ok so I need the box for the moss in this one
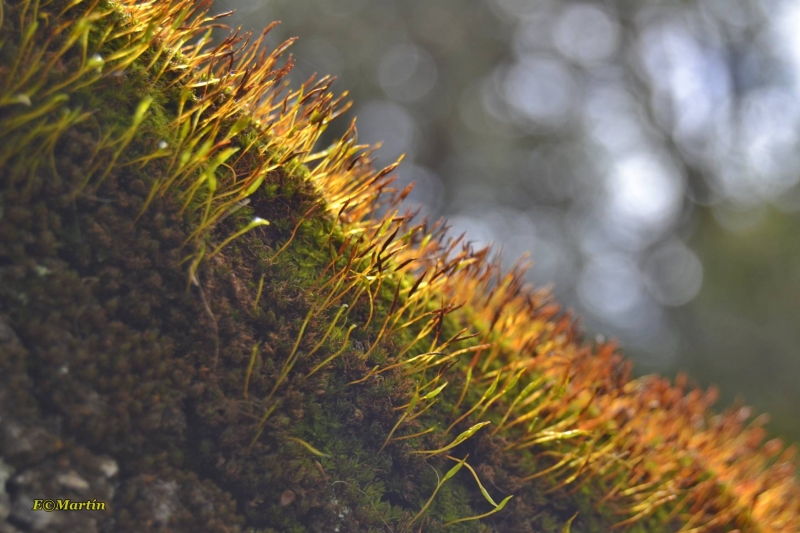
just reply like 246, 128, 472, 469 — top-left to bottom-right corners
1, 1, 798, 532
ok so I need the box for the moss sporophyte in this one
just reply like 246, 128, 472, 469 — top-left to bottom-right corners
0, 0, 798, 532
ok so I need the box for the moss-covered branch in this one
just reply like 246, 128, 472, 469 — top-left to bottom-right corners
1, 1, 798, 532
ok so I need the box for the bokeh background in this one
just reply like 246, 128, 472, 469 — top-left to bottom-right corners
210, 0, 800, 443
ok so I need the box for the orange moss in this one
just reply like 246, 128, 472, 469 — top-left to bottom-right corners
1, 0, 798, 531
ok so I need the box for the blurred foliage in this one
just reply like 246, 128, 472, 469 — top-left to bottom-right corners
211, 0, 800, 442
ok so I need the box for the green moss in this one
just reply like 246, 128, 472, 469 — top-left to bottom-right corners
2, 1, 789, 532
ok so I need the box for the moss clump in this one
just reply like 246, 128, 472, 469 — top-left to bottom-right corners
1, 1, 798, 532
